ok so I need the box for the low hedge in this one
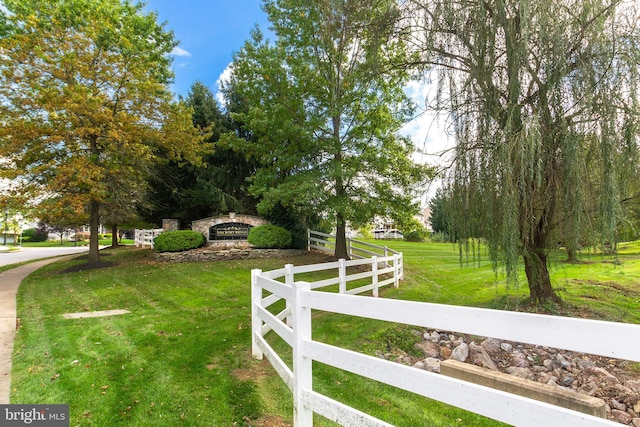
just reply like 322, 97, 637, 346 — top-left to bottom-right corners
247, 225, 292, 249
22, 228, 48, 242
404, 229, 428, 242
154, 230, 206, 252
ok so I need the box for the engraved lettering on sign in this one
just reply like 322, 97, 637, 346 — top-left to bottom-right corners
209, 223, 251, 241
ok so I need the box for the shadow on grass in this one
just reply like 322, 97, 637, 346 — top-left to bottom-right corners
58, 253, 117, 273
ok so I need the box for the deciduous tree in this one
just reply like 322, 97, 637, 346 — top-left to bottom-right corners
0, 0, 206, 263
227, 0, 431, 259
409, 0, 640, 303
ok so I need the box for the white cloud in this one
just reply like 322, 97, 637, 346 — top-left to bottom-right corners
170, 46, 192, 57
400, 78, 456, 204
215, 63, 234, 106
401, 78, 455, 168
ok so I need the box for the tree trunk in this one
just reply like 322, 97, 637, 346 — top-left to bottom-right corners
334, 213, 350, 260
523, 246, 561, 304
88, 199, 101, 264
566, 246, 578, 263
111, 224, 119, 248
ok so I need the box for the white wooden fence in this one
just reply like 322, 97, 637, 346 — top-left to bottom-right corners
134, 228, 163, 248
252, 259, 640, 426
307, 230, 404, 279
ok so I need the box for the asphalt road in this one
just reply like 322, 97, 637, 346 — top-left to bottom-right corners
0, 246, 90, 267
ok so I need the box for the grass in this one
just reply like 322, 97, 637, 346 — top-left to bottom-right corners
19, 239, 135, 247
9, 241, 640, 426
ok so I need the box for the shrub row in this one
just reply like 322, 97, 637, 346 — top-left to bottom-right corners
22, 228, 48, 242
248, 225, 292, 249
153, 225, 294, 252
154, 230, 206, 252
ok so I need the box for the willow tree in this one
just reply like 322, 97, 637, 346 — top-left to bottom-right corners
227, 0, 430, 259
409, 0, 640, 303
0, 0, 206, 264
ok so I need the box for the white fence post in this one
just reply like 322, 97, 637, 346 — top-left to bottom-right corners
251, 269, 264, 360
339, 258, 347, 294
285, 264, 294, 327
372, 256, 379, 297
347, 238, 352, 258
394, 254, 400, 288
293, 281, 313, 426
384, 246, 389, 268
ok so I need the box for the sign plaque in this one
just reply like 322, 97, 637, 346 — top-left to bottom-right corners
209, 223, 251, 241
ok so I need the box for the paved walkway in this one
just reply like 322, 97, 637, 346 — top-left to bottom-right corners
0, 257, 74, 403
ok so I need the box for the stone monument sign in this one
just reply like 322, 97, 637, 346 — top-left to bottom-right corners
162, 218, 179, 232
191, 213, 269, 248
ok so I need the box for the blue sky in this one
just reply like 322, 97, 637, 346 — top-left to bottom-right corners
143, 0, 451, 189
144, 0, 271, 98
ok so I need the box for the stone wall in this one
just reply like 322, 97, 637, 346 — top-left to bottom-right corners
154, 248, 307, 263
191, 213, 269, 247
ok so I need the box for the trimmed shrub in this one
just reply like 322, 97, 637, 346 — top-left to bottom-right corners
404, 229, 428, 242
248, 225, 292, 249
22, 228, 48, 242
154, 230, 206, 252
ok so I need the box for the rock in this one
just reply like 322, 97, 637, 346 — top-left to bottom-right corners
414, 357, 440, 373
407, 328, 640, 416
587, 366, 619, 383
506, 367, 533, 380
415, 340, 440, 358
481, 338, 501, 354
561, 376, 574, 387
612, 409, 633, 424
632, 418, 640, 427
397, 355, 412, 364
500, 342, 513, 352
536, 373, 554, 384
440, 347, 452, 359
577, 381, 598, 396
575, 358, 595, 370
451, 343, 469, 362
610, 399, 626, 412
556, 353, 567, 363
511, 352, 530, 368
469, 343, 498, 371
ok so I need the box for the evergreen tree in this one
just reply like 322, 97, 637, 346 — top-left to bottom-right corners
143, 81, 257, 226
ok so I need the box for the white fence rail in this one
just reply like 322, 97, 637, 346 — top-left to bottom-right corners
252, 268, 639, 426
307, 230, 403, 279
134, 228, 163, 248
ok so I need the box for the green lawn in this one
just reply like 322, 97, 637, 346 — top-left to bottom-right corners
19, 239, 135, 247
9, 242, 640, 426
